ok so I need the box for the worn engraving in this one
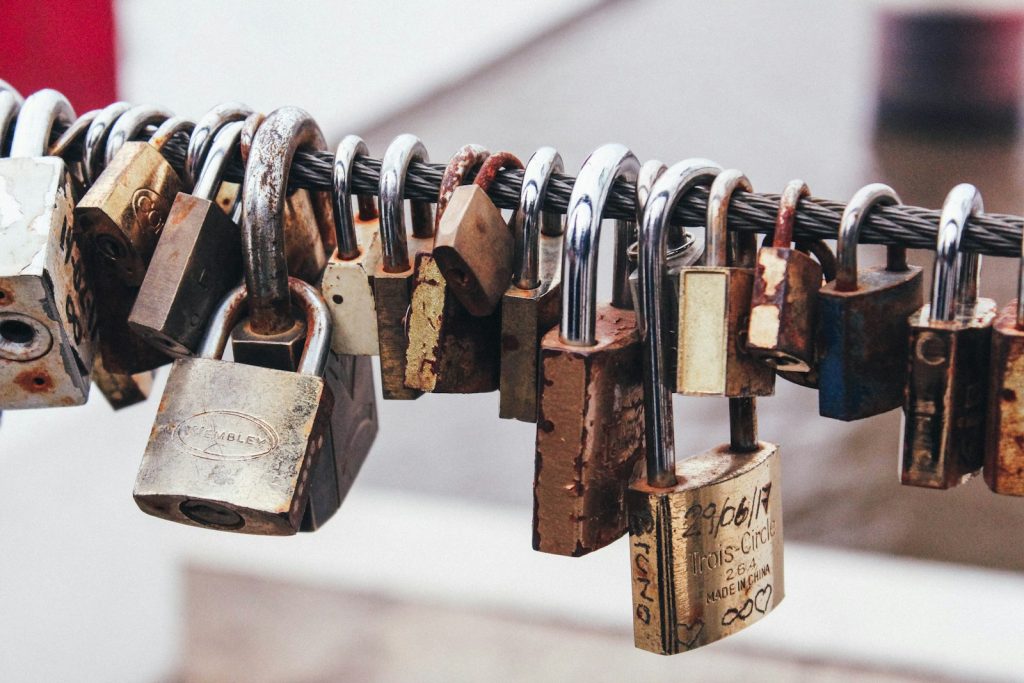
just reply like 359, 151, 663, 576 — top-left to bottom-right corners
174, 410, 279, 460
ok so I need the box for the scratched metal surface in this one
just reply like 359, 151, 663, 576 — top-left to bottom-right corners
350, 0, 1024, 571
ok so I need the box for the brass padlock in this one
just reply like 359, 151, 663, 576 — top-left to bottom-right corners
533, 144, 644, 557
231, 107, 333, 371
677, 169, 775, 398
629, 166, 784, 653
134, 278, 334, 535
75, 105, 186, 286
984, 248, 1024, 495
499, 147, 564, 422
372, 134, 435, 400
404, 146, 503, 393
433, 151, 522, 316
902, 183, 996, 489
0, 89, 97, 408
319, 135, 382, 356
129, 120, 245, 356
817, 184, 924, 420
747, 180, 822, 373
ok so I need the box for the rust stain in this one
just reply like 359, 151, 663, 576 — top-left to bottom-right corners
14, 368, 54, 393
0, 287, 13, 306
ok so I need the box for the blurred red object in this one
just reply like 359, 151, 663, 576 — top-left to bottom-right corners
0, 0, 117, 110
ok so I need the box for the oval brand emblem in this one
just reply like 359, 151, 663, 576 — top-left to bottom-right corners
174, 411, 279, 461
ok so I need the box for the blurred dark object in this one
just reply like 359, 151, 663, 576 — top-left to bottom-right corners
877, 10, 1024, 135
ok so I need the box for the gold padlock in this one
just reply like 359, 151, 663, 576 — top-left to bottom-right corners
677, 169, 775, 398
499, 147, 564, 422
629, 159, 783, 654
902, 183, 996, 489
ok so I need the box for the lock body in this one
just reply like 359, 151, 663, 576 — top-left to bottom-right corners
818, 265, 923, 420
91, 354, 153, 410
499, 231, 562, 422
0, 157, 96, 408
984, 302, 1024, 495
320, 217, 381, 356
129, 192, 242, 356
534, 305, 645, 556
901, 300, 996, 488
627, 441, 783, 655
89, 259, 172, 375
432, 184, 514, 317
677, 266, 774, 397
282, 188, 328, 284
134, 356, 334, 535
404, 252, 501, 393
747, 246, 822, 372
75, 142, 181, 286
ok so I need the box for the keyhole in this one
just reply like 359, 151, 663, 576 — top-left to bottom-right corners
0, 319, 35, 345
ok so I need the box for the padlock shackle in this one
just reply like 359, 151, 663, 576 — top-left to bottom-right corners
473, 151, 523, 193
706, 170, 753, 268
82, 101, 131, 184
9, 89, 75, 159
435, 144, 490, 228
242, 106, 329, 335
638, 158, 722, 487
185, 101, 253, 189
104, 104, 172, 165
149, 117, 195, 154
729, 397, 759, 453
198, 277, 331, 377
48, 109, 97, 158
0, 79, 23, 103
193, 120, 244, 209
931, 183, 983, 322
0, 92, 22, 159
560, 144, 641, 346
835, 184, 902, 292
332, 135, 378, 261
378, 134, 434, 272
772, 180, 809, 248
514, 147, 564, 289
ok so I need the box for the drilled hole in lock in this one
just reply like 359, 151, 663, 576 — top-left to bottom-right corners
95, 234, 128, 261
180, 500, 245, 529
32, 376, 46, 387
0, 319, 35, 346
332, 294, 343, 305
446, 267, 470, 288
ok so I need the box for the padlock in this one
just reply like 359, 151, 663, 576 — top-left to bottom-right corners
134, 277, 334, 535
90, 353, 153, 410
628, 163, 784, 653
901, 183, 996, 489
432, 151, 522, 316
75, 105, 187, 286
817, 184, 924, 420
533, 143, 644, 556
319, 135, 382, 356
499, 147, 564, 422
129, 120, 245, 356
747, 180, 822, 373
231, 107, 333, 371
0, 89, 97, 408
373, 134, 435, 400
677, 169, 776, 397
984, 249, 1024, 495
404, 146, 503, 393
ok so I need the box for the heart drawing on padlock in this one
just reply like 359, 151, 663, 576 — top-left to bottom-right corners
675, 620, 704, 650
721, 598, 755, 626
754, 584, 773, 614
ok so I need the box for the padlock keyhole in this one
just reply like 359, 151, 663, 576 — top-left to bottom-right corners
0, 319, 35, 345
96, 234, 128, 260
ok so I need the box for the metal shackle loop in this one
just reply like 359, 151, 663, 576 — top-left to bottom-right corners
82, 101, 131, 183
185, 102, 253, 188
706, 169, 753, 269
193, 120, 244, 210
515, 147, 564, 289
772, 179, 810, 248
0, 91, 21, 158
835, 183, 902, 292
332, 135, 378, 261
932, 183, 984, 322
10, 89, 75, 158
560, 143, 641, 346
435, 144, 490, 227
149, 116, 195, 152
242, 106, 328, 335
0, 79, 23, 102
473, 151, 522, 194
378, 134, 433, 272
48, 109, 98, 158
104, 104, 172, 165
637, 158, 721, 488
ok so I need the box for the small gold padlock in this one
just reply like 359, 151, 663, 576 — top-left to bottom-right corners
984, 255, 1024, 495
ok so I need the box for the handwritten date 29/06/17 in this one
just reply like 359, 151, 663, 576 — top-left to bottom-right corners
680, 481, 772, 540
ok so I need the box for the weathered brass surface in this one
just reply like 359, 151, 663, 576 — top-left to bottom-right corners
747, 245, 822, 373
320, 216, 381, 356
984, 301, 1024, 495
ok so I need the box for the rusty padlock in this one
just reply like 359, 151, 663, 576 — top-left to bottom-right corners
817, 184, 924, 420
533, 143, 644, 557
404, 146, 504, 393
746, 180, 822, 373
134, 278, 335, 535
0, 89, 97, 408
432, 150, 522, 316
372, 134, 435, 400
902, 183, 996, 489
320, 135, 382, 356
499, 147, 564, 422
677, 168, 776, 398
129, 120, 245, 356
